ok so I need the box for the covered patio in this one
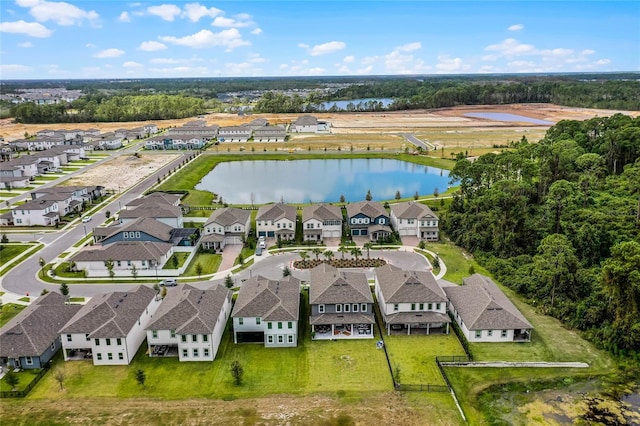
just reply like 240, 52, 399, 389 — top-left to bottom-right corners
310, 313, 375, 340
148, 344, 179, 357
64, 348, 93, 361
383, 312, 451, 336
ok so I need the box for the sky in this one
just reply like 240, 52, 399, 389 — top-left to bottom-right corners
1, 1, 639, 80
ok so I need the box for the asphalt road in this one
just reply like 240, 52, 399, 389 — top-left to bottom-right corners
400, 133, 435, 150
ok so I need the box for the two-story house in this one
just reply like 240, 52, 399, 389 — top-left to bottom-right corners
375, 264, 450, 335
256, 203, 297, 241
217, 126, 252, 142
59, 286, 161, 365
345, 201, 392, 240
253, 125, 287, 142
146, 284, 232, 362
290, 115, 331, 133
302, 204, 343, 242
120, 192, 183, 228
70, 241, 174, 277
390, 201, 439, 241
11, 198, 59, 226
231, 275, 300, 347
201, 207, 251, 251
309, 263, 375, 339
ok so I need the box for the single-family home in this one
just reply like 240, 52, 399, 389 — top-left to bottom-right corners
444, 274, 533, 342
217, 126, 252, 142
302, 204, 343, 241
93, 217, 198, 247
0, 292, 81, 370
345, 201, 392, 240
290, 115, 331, 133
126, 192, 181, 208
119, 201, 183, 228
146, 284, 232, 361
374, 264, 450, 335
70, 241, 174, 277
231, 275, 300, 347
167, 125, 218, 140
308, 263, 375, 339
143, 123, 158, 135
0, 174, 30, 190
201, 207, 251, 251
253, 125, 287, 142
11, 198, 59, 226
390, 201, 439, 241
60, 286, 161, 365
256, 203, 297, 240
6, 156, 39, 178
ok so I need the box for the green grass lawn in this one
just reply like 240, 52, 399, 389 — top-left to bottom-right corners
183, 252, 222, 277
162, 252, 189, 269
0, 303, 26, 327
53, 262, 84, 278
0, 244, 32, 267
0, 368, 44, 392
425, 241, 491, 284
184, 209, 212, 218
68, 297, 85, 303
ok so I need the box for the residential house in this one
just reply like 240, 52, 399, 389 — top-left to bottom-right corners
70, 241, 174, 277
60, 286, 161, 365
120, 192, 183, 228
390, 201, 439, 241
166, 124, 218, 140
302, 204, 342, 241
256, 203, 297, 240
232, 275, 300, 347
146, 284, 232, 361
217, 126, 252, 142
30, 185, 102, 217
93, 217, 199, 247
143, 123, 159, 134
0, 292, 81, 370
345, 201, 392, 240
308, 263, 375, 339
145, 135, 205, 150
374, 264, 450, 335
290, 115, 331, 133
0, 174, 30, 190
5, 156, 39, 178
93, 133, 123, 150
444, 274, 533, 342
201, 207, 251, 251
253, 125, 287, 142
11, 198, 59, 226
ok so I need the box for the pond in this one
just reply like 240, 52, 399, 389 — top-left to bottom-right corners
316, 98, 394, 110
195, 159, 453, 204
464, 112, 554, 125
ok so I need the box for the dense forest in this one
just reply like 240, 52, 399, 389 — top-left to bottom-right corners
443, 114, 640, 356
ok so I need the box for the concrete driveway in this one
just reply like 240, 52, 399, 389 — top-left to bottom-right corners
218, 244, 242, 271
400, 236, 420, 247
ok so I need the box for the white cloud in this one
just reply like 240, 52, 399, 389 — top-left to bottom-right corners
94, 48, 125, 58
18, 41, 33, 47
384, 43, 429, 74
482, 54, 498, 61
160, 29, 250, 51
396, 42, 421, 53
299, 41, 346, 56
250, 27, 262, 35
595, 58, 611, 65
0, 64, 32, 74
508, 24, 524, 31
16, 0, 99, 26
148, 66, 210, 76
485, 38, 535, 56
118, 11, 131, 23
147, 4, 181, 21
182, 3, 222, 22
123, 61, 143, 68
581, 49, 595, 56
343, 56, 355, 63
223, 61, 263, 76
150, 57, 182, 64
0, 20, 52, 37
247, 53, 267, 63
138, 41, 167, 51
85, 43, 95, 48
280, 59, 325, 76
212, 16, 252, 28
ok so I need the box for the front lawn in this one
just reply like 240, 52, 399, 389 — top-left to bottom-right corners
425, 241, 490, 284
0, 303, 26, 327
162, 252, 189, 269
0, 244, 32, 267
183, 252, 222, 277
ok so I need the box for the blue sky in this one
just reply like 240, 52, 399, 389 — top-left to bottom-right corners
1, 1, 638, 79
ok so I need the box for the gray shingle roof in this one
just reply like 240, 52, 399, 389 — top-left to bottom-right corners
256, 203, 297, 222
60, 286, 156, 338
390, 201, 438, 220
294, 115, 318, 125
443, 274, 533, 331
119, 204, 182, 220
309, 263, 373, 305
205, 207, 251, 227
375, 264, 447, 304
346, 201, 387, 219
126, 192, 181, 207
17, 199, 57, 210
0, 293, 81, 358
71, 241, 173, 262
383, 311, 450, 325
146, 284, 231, 335
309, 312, 375, 325
232, 275, 300, 322
302, 204, 342, 222
94, 217, 174, 242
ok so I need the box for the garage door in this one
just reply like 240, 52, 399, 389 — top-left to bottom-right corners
352, 229, 360, 236
267, 231, 275, 237
258, 231, 266, 237
398, 229, 411, 236
327, 230, 341, 238
225, 236, 242, 245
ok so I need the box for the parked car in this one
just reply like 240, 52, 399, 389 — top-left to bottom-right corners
255, 246, 263, 256
259, 240, 266, 249
159, 279, 178, 287
82, 215, 92, 223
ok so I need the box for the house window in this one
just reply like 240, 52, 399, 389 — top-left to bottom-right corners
204, 348, 210, 357
238, 318, 243, 325
97, 353, 102, 361
25, 357, 33, 365
277, 223, 281, 228
152, 331, 158, 338
127, 261, 131, 267
344, 304, 350, 312
193, 349, 199, 357
411, 303, 416, 311
379, 218, 385, 224
117, 261, 121, 267
436, 303, 441, 310
288, 335, 294, 343
419, 303, 424, 310
66, 334, 72, 342
181, 335, 187, 343
278, 322, 283, 329
475, 330, 482, 338
192, 334, 197, 343
267, 335, 274, 344
85, 334, 90, 341
278, 335, 284, 343
268, 322, 272, 330
118, 353, 124, 360
501, 330, 508, 338
135, 232, 141, 238
170, 329, 176, 338
336, 304, 342, 313
352, 304, 358, 312
95, 338, 100, 346
288, 322, 293, 329
203, 335, 208, 342
116, 338, 122, 346
361, 304, 367, 312
487, 330, 493, 337
123, 232, 129, 238
106, 338, 111, 346
108, 353, 113, 360
256, 318, 261, 325
182, 349, 188, 358
318, 304, 325, 313
393, 304, 399, 311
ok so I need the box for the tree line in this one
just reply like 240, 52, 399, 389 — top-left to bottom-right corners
442, 114, 640, 357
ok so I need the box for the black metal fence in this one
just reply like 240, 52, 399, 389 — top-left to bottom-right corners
395, 383, 449, 392
0, 364, 50, 398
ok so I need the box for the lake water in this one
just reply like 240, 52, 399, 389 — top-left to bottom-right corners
464, 112, 555, 125
317, 98, 394, 110
196, 159, 453, 204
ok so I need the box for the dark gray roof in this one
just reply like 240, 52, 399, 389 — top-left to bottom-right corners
346, 201, 387, 219
71, 241, 173, 262
309, 312, 375, 325
375, 264, 447, 304
17, 199, 57, 210
302, 204, 342, 222
126, 192, 181, 207
309, 263, 372, 305
390, 201, 438, 221
232, 275, 300, 321
256, 203, 297, 222
0, 293, 81, 358
443, 274, 533, 331
294, 115, 318, 125
119, 204, 182, 220
205, 207, 251, 227
146, 284, 231, 335
383, 311, 450, 325
60, 286, 156, 338
94, 217, 174, 242
253, 125, 286, 136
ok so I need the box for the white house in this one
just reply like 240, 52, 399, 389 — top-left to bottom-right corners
443, 274, 533, 342
217, 126, 252, 142
390, 201, 439, 241
302, 204, 342, 241
253, 125, 286, 142
11, 199, 59, 226
201, 207, 252, 251
290, 115, 331, 133
70, 241, 174, 277
59, 286, 161, 365
231, 275, 300, 348
256, 203, 297, 240
146, 284, 232, 362
374, 264, 450, 335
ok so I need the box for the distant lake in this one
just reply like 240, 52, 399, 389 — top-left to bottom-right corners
464, 112, 554, 125
196, 159, 453, 204
317, 98, 394, 110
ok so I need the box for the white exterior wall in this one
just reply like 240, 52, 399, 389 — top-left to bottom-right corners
391, 213, 420, 237
178, 333, 214, 361
256, 218, 295, 238
265, 320, 298, 348
233, 316, 263, 343
302, 218, 322, 240
12, 204, 58, 226
61, 332, 92, 360
147, 329, 177, 347
448, 301, 515, 342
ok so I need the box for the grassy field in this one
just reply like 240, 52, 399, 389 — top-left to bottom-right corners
0, 244, 32, 267
414, 127, 547, 150
0, 368, 44, 392
183, 252, 222, 276
424, 240, 491, 284
0, 303, 26, 327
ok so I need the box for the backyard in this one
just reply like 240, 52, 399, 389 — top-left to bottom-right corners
0, 303, 26, 327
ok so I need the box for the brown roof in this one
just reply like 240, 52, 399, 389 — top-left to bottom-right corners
256, 203, 297, 222
205, 207, 251, 227
60, 286, 157, 338
0, 293, 81, 358
443, 274, 533, 331
302, 204, 342, 222
346, 201, 387, 219
375, 264, 447, 304
390, 201, 439, 221
146, 284, 231, 335
232, 275, 300, 321
71, 241, 173, 262
309, 263, 372, 305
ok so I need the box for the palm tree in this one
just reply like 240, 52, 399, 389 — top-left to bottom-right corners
311, 247, 323, 261
323, 250, 334, 262
299, 251, 309, 262
363, 242, 373, 259
350, 247, 362, 260
338, 245, 349, 259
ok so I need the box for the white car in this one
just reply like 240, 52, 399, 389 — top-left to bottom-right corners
259, 240, 266, 249
82, 216, 92, 223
